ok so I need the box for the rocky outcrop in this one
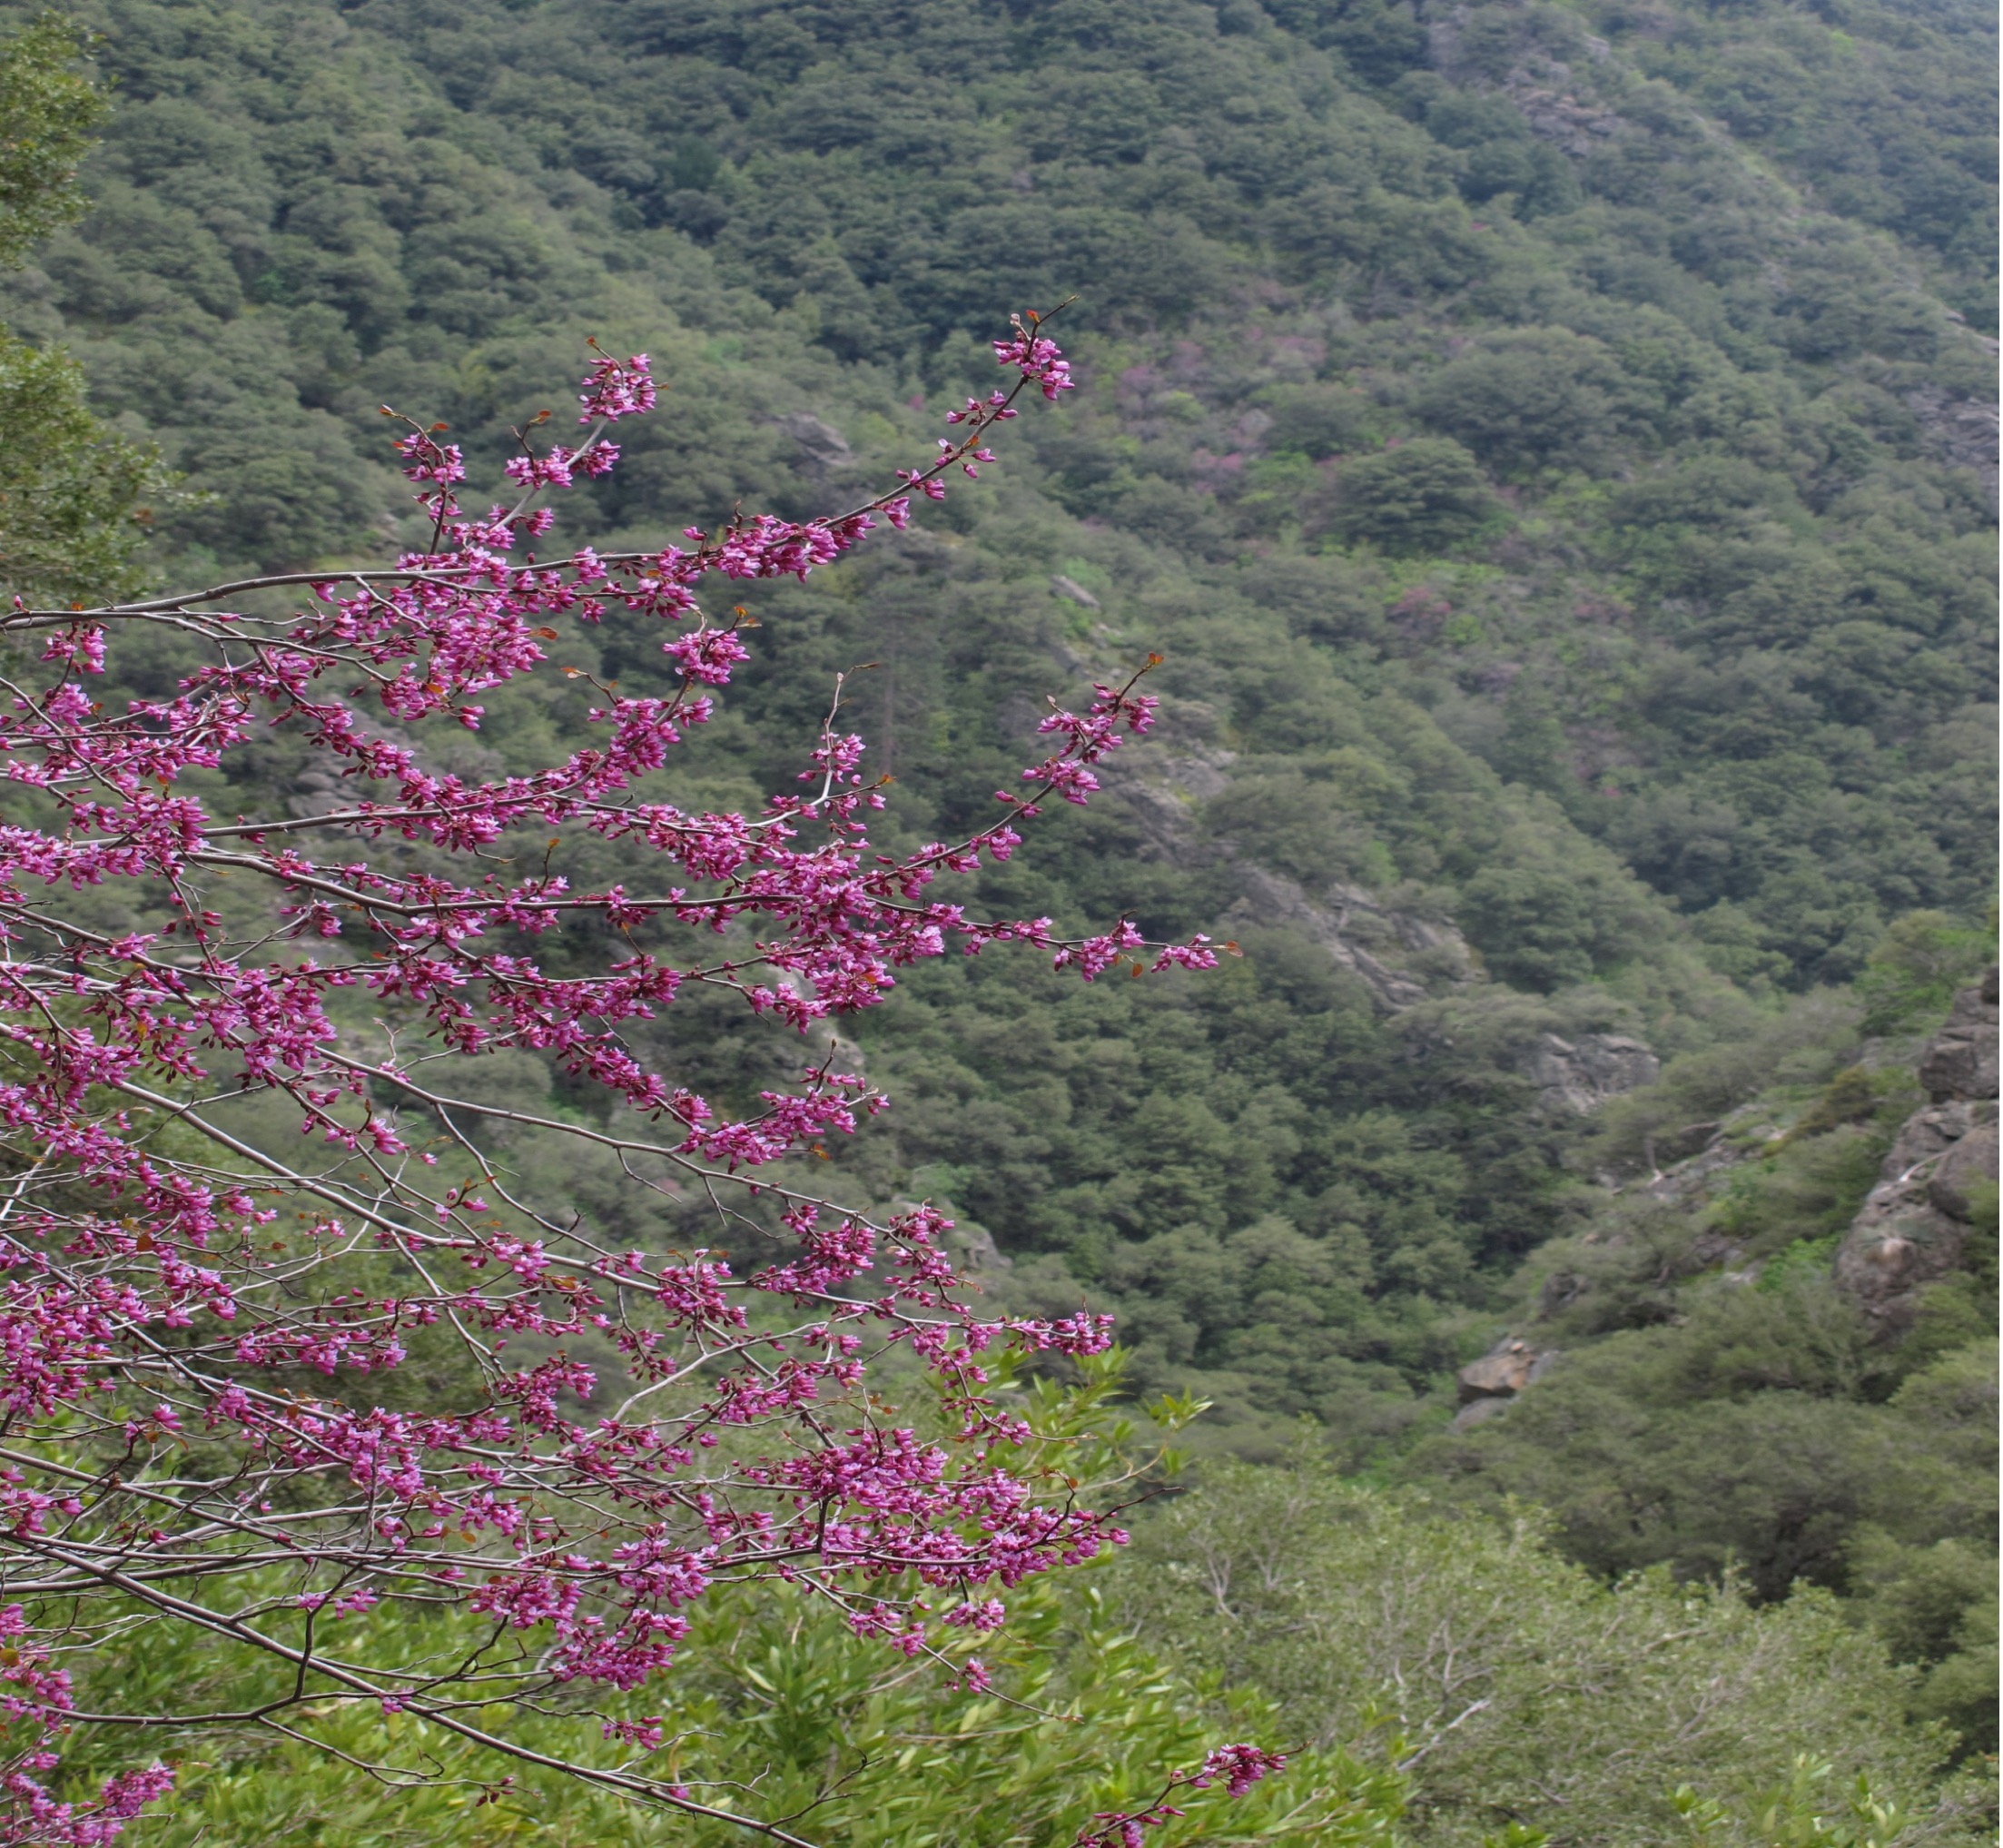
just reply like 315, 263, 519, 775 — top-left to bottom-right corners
1903, 388, 1998, 510
775, 411, 852, 474
1524, 1032, 1661, 1113
1835, 969, 1999, 1334
1100, 737, 1476, 1013
1635, 1133, 1739, 1204
1426, 17, 1626, 157
1100, 738, 1238, 863
1452, 1336, 1558, 1430
1501, 75, 1623, 156
944, 1216, 1011, 1276
1918, 971, 2001, 1102
1223, 865, 1475, 1013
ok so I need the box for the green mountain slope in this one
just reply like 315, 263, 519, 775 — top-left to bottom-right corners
0, 0, 1992, 1492
0, 0, 1996, 1828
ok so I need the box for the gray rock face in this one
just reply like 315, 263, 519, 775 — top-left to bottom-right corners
1100, 739, 1237, 865
775, 412, 852, 473
1099, 736, 1475, 1013
1223, 865, 1474, 1013
1425, 22, 1625, 156
1634, 1135, 1740, 1205
1903, 388, 1999, 511
884, 1200, 1010, 1278
1050, 573, 1101, 609
1644, 1119, 1722, 1170
946, 1218, 1011, 1276
1524, 1033, 1661, 1113
1919, 964, 2000, 1102
1503, 78, 1623, 155
1457, 1339, 1544, 1401
1452, 1394, 1511, 1430
287, 764, 344, 819
1835, 970, 2000, 1334
1931, 1122, 2000, 1220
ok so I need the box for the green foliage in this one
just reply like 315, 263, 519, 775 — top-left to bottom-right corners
1329, 438, 1503, 554
1672, 1758, 1925, 1848
63, 1575, 1406, 1847
1410, 327, 1648, 475
1420, 976, 1996, 1772
0, 326, 169, 598
0, 0, 1987, 986
1855, 913, 1998, 1036
1603, 0, 1998, 326
1421, 1146, 1995, 1613
0, 10, 104, 267
46, 1566, 1401, 1845
1112, 1456, 1991, 1847
53, 1369, 1406, 1846
0, 1, 1990, 1830
0, 11, 171, 602
1584, 990, 1869, 1179
1849, 1530, 2000, 1757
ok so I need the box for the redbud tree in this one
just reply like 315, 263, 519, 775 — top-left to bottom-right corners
0, 315, 1280, 1844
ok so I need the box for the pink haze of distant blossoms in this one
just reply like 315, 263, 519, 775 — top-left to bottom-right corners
0, 316, 1278, 1843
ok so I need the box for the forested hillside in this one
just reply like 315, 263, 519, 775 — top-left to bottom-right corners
0, 0, 1994, 1840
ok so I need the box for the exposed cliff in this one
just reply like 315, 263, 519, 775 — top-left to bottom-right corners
1524, 1032, 1660, 1114
1834, 968, 1999, 1335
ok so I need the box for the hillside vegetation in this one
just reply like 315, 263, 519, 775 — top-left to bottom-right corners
0, 0, 1994, 1839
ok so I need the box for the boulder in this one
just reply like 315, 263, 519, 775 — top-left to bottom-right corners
1453, 1337, 1558, 1428
1645, 1120, 1722, 1168
1451, 1394, 1512, 1431
1929, 1122, 1998, 1220
1537, 1270, 1586, 1318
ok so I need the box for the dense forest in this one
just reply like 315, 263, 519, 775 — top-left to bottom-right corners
0, 0, 1994, 1841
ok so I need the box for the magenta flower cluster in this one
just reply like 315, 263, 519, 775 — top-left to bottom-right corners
1073, 1744, 1289, 1846
0, 319, 1246, 1838
0, 1606, 174, 1844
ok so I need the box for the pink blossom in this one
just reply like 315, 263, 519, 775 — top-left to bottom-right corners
0, 318, 1232, 1836
578, 349, 656, 422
